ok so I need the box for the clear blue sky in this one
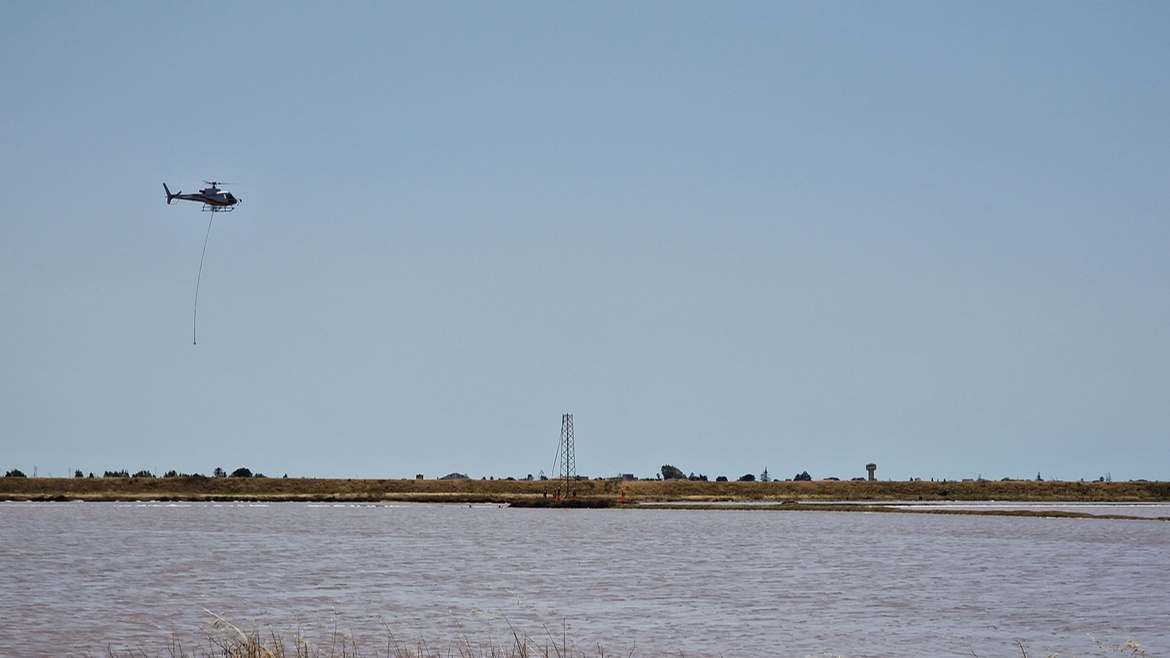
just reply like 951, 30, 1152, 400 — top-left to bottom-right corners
2, 2, 1167, 481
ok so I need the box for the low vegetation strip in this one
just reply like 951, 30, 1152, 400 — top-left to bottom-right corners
1, 476, 1168, 504
99, 618, 1152, 658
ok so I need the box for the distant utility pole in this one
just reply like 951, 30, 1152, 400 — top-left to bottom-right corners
552, 413, 576, 481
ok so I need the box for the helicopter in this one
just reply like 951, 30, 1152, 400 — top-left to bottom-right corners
163, 181, 241, 212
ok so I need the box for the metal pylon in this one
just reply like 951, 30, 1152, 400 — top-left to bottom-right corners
553, 413, 576, 481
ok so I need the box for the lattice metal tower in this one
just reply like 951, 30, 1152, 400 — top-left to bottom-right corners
552, 413, 576, 481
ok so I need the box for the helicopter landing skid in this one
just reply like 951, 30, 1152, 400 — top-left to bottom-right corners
202, 204, 235, 213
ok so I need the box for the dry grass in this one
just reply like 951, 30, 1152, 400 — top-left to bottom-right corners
98, 612, 622, 658
90, 615, 1150, 658
4, 475, 1168, 504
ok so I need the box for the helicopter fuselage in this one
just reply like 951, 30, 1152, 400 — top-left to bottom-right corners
164, 183, 240, 211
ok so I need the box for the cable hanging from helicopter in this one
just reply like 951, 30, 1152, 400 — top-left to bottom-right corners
162, 181, 243, 344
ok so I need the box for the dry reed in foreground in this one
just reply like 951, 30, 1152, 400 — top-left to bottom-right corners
91, 614, 1149, 658
97, 612, 625, 658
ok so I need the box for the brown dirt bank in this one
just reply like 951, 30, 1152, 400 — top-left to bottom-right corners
1, 476, 1167, 504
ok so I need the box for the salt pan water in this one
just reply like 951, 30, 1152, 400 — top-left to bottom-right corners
1, 501, 1166, 657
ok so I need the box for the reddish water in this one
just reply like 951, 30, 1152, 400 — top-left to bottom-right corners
1, 502, 1166, 657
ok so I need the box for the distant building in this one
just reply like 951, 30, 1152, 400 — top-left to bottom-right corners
866, 463, 877, 481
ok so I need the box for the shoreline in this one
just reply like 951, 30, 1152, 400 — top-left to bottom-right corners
2, 477, 1167, 514
6, 496, 1166, 521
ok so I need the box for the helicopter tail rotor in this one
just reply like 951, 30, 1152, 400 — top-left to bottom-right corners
163, 183, 179, 205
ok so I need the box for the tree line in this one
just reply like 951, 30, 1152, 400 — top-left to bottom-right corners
4, 467, 266, 478
660, 464, 813, 482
